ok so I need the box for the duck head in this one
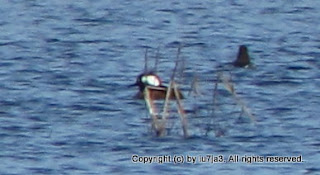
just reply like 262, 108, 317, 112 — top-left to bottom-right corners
131, 72, 162, 91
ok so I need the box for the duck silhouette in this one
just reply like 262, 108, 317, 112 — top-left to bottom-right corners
233, 45, 251, 67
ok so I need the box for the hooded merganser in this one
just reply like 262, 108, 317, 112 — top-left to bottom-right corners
233, 45, 251, 67
131, 72, 184, 100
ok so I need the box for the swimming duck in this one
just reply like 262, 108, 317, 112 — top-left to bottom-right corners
233, 45, 251, 67
131, 72, 184, 100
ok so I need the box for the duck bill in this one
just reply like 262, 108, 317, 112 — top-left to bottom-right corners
129, 82, 138, 87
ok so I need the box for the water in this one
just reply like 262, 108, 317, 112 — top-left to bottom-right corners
0, 0, 319, 174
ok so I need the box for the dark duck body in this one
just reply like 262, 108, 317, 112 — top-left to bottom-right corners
233, 45, 251, 67
131, 72, 184, 100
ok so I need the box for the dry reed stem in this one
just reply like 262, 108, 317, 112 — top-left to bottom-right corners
154, 46, 160, 72
176, 48, 185, 82
172, 45, 189, 137
169, 45, 182, 80
144, 48, 149, 72
143, 46, 189, 137
213, 79, 219, 105
211, 78, 220, 116
173, 81, 189, 138
144, 86, 166, 136
162, 81, 173, 120
189, 75, 201, 96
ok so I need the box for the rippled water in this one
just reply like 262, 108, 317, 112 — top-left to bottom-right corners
1, 0, 319, 174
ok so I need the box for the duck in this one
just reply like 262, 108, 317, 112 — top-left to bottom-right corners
131, 72, 184, 100
233, 45, 251, 67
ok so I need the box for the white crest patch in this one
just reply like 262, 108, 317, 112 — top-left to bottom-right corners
142, 75, 160, 86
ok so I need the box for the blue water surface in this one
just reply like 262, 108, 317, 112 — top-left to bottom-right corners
0, 0, 319, 174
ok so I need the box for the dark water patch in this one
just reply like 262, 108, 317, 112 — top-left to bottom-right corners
27, 124, 49, 132
187, 6, 208, 11
45, 38, 60, 43
253, 79, 302, 86
51, 141, 70, 148
1, 125, 29, 134
51, 26, 84, 36
27, 168, 55, 175
0, 41, 20, 46
286, 65, 311, 70
111, 145, 131, 152
165, 41, 185, 48
156, 8, 180, 14
60, 164, 89, 172
82, 78, 108, 88
304, 168, 320, 175
74, 17, 113, 25
0, 99, 22, 107
72, 88, 106, 95
181, 42, 207, 48
73, 140, 105, 148
260, 7, 282, 14
285, 6, 315, 14
0, 61, 14, 68
265, 107, 292, 113
260, 134, 298, 145
47, 73, 74, 86
57, 39, 112, 45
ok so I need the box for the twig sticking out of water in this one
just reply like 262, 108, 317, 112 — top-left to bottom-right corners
143, 45, 188, 138
161, 45, 181, 121
154, 46, 160, 72
176, 47, 185, 83
189, 75, 201, 96
161, 80, 173, 125
171, 45, 188, 138
213, 76, 219, 106
144, 48, 149, 72
218, 72, 256, 123
173, 81, 188, 138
